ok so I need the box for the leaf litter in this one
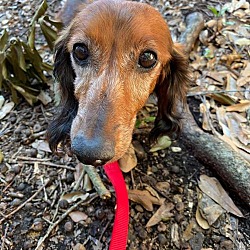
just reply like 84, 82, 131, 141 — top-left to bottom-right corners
0, 0, 250, 249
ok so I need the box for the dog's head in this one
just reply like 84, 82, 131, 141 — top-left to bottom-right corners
47, 0, 190, 165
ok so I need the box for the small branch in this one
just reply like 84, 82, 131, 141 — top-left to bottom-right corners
84, 164, 111, 199
18, 161, 75, 171
16, 156, 51, 162
73, 166, 85, 191
0, 180, 50, 224
35, 194, 98, 250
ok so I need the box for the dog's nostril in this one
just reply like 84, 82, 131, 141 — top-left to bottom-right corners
71, 136, 114, 165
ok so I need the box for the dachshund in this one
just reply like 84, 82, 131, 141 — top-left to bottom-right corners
47, 0, 190, 166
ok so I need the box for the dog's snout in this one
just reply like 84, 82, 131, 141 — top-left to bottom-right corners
71, 135, 115, 165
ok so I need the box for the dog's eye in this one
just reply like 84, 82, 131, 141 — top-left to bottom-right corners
138, 51, 157, 69
73, 44, 89, 63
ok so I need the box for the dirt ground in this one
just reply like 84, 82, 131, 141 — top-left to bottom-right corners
0, 0, 250, 249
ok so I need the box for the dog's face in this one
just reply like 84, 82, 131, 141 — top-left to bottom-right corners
47, 0, 189, 166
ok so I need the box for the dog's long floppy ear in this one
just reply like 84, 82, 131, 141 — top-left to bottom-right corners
150, 44, 190, 141
47, 33, 78, 152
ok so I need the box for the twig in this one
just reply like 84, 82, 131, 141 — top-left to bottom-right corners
18, 161, 75, 171
73, 165, 85, 191
35, 194, 98, 250
0, 180, 50, 224
187, 89, 250, 97
84, 164, 111, 199
0, 224, 9, 250
16, 156, 51, 162
99, 220, 111, 242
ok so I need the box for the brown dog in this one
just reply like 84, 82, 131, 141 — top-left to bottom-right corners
47, 0, 190, 166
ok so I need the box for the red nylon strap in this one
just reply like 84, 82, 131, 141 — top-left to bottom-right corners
104, 162, 129, 250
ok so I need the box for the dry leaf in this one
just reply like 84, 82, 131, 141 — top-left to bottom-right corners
182, 220, 196, 241
0, 96, 5, 109
32, 140, 51, 152
74, 163, 84, 183
156, 182, 170, 192
235, 38, 250, 46
146, 202, 174, 227
225, 113, 249, 145
198, 175, 244, 217
149, 135, 171, 152
198, 192, 225, 225
196, 207, 210, 229
61, 191, 89, 204
0, 101, 14, 120
37, 90, 52, 105
73, 243, 86, 250
128, 189, 164, 211
119, 144, 137, 173
200, 102, 211, 131
226, 101, 250, 112
69, 211, 88, 222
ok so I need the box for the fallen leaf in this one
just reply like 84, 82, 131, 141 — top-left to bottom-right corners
200, 102, 211, 131
61, 191, 89, 204
0, 151, 3, 163
225, 113, 249, 145
73, 243, 86, 250
149, 135, 171, 152
183, 220, 196, 241
74, 163, 84, 183
198, 192, 225, 225
198, 175, 244, 217
32, 140, 51, 152
196, 207, 210, 229
128, 189, 164, 211
37, 90, 52, 105
0, 96, 4, 109
226, 101, 250, 112
235, 38, 250, 46
0, 101, 14, 120
156, 182, 170, 192
146, 202, 174, 227
69, 211, 88, 222
119, 144, 137, 173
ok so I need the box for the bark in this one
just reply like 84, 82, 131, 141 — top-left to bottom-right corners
181, 109, 250, 207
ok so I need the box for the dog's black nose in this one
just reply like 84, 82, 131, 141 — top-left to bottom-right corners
71, 135, 115, 166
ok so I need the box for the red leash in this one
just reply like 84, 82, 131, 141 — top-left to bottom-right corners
104, 162, 129, 250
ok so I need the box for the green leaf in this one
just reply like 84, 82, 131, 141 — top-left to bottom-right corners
43, 15, 63, 30
39, 16, 57, 50
0, 29, 9, 51
0, 52, 5, 88
42, 62, 53, 71
22, 43, 47, 82
210, 93, 236, 105
30, 0, 48, 25
207, 6, 219, 17
6, 44, 27, 83
28, 23, 36, 50
15, 41, 26, 72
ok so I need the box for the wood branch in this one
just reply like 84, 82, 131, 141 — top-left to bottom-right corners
179, 12, 204, 53
181, 108, 250, 206
178, 12, 250, 207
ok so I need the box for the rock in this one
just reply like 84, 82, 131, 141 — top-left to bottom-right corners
158, 233, 168, 245
132, 140, 147, 159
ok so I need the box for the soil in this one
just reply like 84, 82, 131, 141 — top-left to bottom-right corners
0, 0, 250, 250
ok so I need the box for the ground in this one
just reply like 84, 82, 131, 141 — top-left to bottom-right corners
0, 0, 250, 250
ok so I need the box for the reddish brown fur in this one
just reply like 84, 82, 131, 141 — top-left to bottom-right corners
47, 0, 190, 165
